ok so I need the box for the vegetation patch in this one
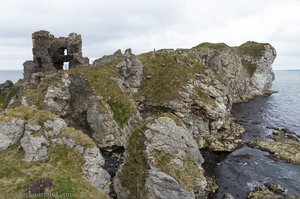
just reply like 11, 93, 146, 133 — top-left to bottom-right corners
249, 138, 300, 164
0, 145, 110, 199
1, 106, 56, 125
196, 88, 214, 104
68, 59, 136, 128
137, 50, 204, 103
0, 92, 6, 108
160, 112, 183, 126
60, 127, 96, 147
107, 100, 132, 129
118, 124, 149, 199
241, 59, 257, 76
153, 150, 204, 192
193, 42, 229, 51
237, 41, 267, 58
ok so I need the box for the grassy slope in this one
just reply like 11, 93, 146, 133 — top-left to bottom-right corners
0, 146, 110, 199
153, 150, 205, 192
137, 49, 204, 104
237, 41, 267, 58
118, 124, 148, 199
237, 41, 268, 76
68, 57, 136, 128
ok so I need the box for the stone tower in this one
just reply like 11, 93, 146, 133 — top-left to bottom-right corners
23, 30, 89, 79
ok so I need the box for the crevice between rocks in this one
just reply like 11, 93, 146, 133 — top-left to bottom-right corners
100, 147, 125, 199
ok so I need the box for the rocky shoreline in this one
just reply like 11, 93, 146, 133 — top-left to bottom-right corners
2, 30, 297, 199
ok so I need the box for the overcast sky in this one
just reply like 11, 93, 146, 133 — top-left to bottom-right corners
0, 0, 299, 70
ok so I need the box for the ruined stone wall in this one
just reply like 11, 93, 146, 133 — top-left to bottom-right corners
24, 30, 89, 79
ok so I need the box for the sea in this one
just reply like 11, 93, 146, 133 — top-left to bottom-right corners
216, 70, 300, 198
1, 70, 300, 198
0, 70, 23, 84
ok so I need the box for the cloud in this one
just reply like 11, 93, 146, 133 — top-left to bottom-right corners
0, 0, 300, 70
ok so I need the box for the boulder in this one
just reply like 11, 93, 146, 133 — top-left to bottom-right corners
44, 118, 67, 138
20, 135, 49, 162
25, 177, 52, 195
0, 118, 25, 150
87, 103, 123, 150
25, 124, 41, 135
82, 147, 111, 194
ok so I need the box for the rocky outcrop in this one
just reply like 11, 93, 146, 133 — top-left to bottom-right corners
82, 147, 111, 194
0, 118, 25, 150
249, 129, 300, 164
21, 135, 49, 162
239, 42, 276, 96
137, 42, 275, 152
93, 49, 122, 67
1, 31, 278, 199
115, 117, 208, 199
44, 118, 67, 137
43, 74, 71, 116
87, 103, 124, 150
144, 117, 207, 199
247, 182, 288, 199
25, 177, 53, 195
116, 49, 144, 92
0, 80, 13, 92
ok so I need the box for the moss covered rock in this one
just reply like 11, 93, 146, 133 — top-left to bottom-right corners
249, 129, 300, 164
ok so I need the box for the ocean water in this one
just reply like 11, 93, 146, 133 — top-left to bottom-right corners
216, 70, 300, 198
0, 70, 23, 84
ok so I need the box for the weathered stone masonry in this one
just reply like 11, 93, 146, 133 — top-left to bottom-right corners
23, 30, 89, 79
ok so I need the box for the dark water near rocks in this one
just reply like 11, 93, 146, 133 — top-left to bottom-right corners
0, 70, 23, 83
216, 70, 300, 198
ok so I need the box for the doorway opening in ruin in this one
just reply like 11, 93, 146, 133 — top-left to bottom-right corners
64, 49, 68, 56
63, 62, 69, 70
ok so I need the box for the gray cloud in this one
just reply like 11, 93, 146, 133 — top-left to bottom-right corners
0, 0, 300, 70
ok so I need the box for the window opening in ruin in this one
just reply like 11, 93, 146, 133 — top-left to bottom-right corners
63, 62, 69, 70
64, 49, 68, 56
37, 57, 42, 68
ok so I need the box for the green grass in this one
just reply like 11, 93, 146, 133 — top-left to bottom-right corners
237, 41, 267, 58
241, 59, 257, 76
196, 88, 214, 104
0, 92, 6, 108
193, 42, 229, 51
153, 150, 204, 191
1, 106, 56, 125
118, 124, 149, 199
0, 145, 110, 199
137, 50, 204, 103
68, 60, 136, 128
160, 113, 183, 126
60, 127, 96, 147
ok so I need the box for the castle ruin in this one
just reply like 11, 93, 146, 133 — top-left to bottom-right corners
23, 30, 89, 79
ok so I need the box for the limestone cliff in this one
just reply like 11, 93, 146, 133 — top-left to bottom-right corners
0, 31, 276, 199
